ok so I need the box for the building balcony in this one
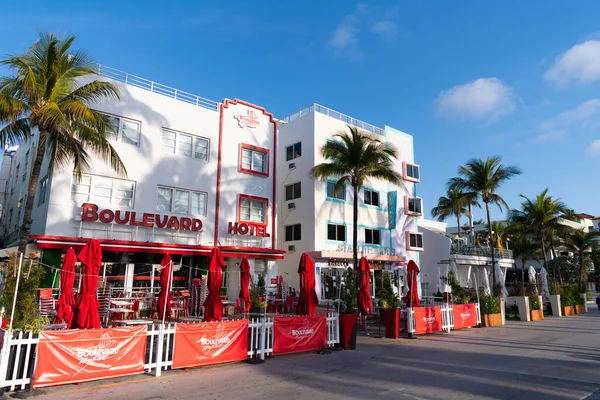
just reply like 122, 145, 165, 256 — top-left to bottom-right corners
450, 244, 513, 260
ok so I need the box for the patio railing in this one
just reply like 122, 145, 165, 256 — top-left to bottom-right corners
451, 245, 513, 260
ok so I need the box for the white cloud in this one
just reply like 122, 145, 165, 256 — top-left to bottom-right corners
329, 13, 363, 61
541, 99, 600, 131
585, 139, 600, 157
532, 130, 567, 143
371, 21, 398, 43
544, 40, 600, 86
436, 78, 516, 120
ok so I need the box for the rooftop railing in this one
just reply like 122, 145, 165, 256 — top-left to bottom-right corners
280, 103, 384, 135
451, 244, 513, 260
96, 64, 219, 112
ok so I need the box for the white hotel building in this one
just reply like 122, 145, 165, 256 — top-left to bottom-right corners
277, 105, 423, 299
0, 66, 423, 300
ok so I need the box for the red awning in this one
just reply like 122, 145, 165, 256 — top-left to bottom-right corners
30, 235, 286, 259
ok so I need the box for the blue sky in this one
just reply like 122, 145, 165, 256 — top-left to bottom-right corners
1, 1, 599, 224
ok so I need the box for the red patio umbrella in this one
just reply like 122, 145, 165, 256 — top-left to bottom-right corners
239, 258, 251, 314
157, 254, 174, 322
203, 248, 225, 322
358, 257, 373, 316
297, 253, 319, 315
404, 260, 421, 308
55, 248, 77, 327
71, 239, 103, 329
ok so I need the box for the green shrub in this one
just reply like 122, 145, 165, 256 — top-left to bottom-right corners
559, 284, 583, 306
379, 270, 399, 309
481, 295, 500, 315
529, 296, 541, 310
341, 267, 358, 314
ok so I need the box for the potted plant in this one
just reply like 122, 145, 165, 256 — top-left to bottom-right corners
380, 271, 400, 338
249, 274, 267, 314
574, 290, 586, 314
529, 296, 544, 321
560, 284, 576, 316
338, 267, 358, 350
480, 295, 502, 327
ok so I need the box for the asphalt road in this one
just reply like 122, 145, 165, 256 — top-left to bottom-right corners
35, 308, 600, 400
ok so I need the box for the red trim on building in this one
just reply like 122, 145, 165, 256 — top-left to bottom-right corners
239, 143, 270, 177
215, 98, 278, 250
237, 194, 269, 227
30, 235, 286, 259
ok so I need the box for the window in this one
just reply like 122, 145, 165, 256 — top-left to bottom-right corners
285, 182, 301, 201
286, 142, 302, 161
17, 197, 23, 223
326, 181, 345, 200
14, 164, 19, 183
157, 186, 207, 216
407, 232, 424, 250
404, 162, 420, 182
327, 223, 346, 242
285, 224, 301, 241
406, 196, 422, 216
106, 114, 141, 146
8, 208, 13, 226
38, 176, 48, 206
240, 144, 269, 176
364, 189, 380, 207
365, 229, 381, 245
161, 128, 209, 161
239, 195, 267, 224
71, 173, 135, 208
22, 173, 26, 182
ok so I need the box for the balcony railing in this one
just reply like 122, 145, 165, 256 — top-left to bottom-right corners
280, 104, 384, 135
96, 64, 219, 112
451, 244, 513, 260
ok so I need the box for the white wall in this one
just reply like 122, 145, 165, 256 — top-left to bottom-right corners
419, 225, 452, 296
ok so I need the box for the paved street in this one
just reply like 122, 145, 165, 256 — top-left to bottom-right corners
37, 309, 600, 400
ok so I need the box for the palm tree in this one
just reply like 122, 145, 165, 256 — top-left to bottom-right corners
310, 126, 402, 269
511, 235, 539, 290
449, 156, 522, 286
431, 187, 477, 237
0, 32, 126, 254
509, 189, 567, 270
560, 230, 600, 286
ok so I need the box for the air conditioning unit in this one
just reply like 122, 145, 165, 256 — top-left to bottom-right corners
288, 245, 296, 252
289, 162, 296, 170
288, 202, 296, 210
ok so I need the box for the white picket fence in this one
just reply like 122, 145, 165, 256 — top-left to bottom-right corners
0, 313, 340, 391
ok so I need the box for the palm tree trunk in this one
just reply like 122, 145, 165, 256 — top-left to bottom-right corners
353, 184, 358, 270
549, 237, 562, 284
579, 251, 585, 287
485, 201, 496, 288
18, 134, 46, 255
456, 215, 461, 238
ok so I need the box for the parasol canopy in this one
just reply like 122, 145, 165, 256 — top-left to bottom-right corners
71, 239, 102, 329
55, 247, 77, 327
358, 257, 373, 315
239, 258, 251, 314
297, 253, 319, 315
203, 248, 225, 322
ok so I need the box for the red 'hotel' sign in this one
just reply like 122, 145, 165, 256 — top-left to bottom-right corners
81, 203, 203, 231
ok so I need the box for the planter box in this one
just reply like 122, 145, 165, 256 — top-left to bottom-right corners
530, 309, 544, 321
383, 309, 400, 339
338, 313, 358, 350
482, 313, 502, 327
561, 306, 575, 316
575, 305, 586, 314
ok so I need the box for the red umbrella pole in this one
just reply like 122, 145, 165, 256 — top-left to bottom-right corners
161, 259, 173, 325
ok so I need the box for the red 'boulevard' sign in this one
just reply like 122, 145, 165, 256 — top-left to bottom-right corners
81, 203, 203, 232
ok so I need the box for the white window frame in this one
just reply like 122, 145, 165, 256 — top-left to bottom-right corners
239, 196, 267, 224
406, 232, 424, 251
327, 223, 346, 242
403, 162, 420, 182
104, 113, 141, 146
71, 173, 136, 208
286, 142, 302, 161
326, 181, 346, 201
285, 182, 301, 201
364, 189, 380, 207
285, 224, 301, 241
365, 228, 381, 245
241, 146, 268, 174
156, 185, 207, 216
406, 196, 423, 216
161, 128, 210, 161
38, 176, 48, 206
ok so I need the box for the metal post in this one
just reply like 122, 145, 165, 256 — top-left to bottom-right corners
473, 270, 481, 327
161, 260, 173, 326
155, 324, 164, 377
9, 253, 23, 331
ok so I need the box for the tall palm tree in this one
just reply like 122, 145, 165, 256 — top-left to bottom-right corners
511, 235, 539, 289
310, 126, 402, 269
560, 230, 600, 286
509, 189, 567, 270
449, 156, 521, 286
431, 187, 477, 237
0, 32, 126, 254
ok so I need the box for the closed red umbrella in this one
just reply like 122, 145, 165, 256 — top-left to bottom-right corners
158, 254, 174, 321
71, 239, 103, 329
203, 248, 225, 322
239, 258, 251, 314
358, 257, 373, 316
297, 253, 319, 315
55, 248, 77, 326
404, 260, 421, 308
